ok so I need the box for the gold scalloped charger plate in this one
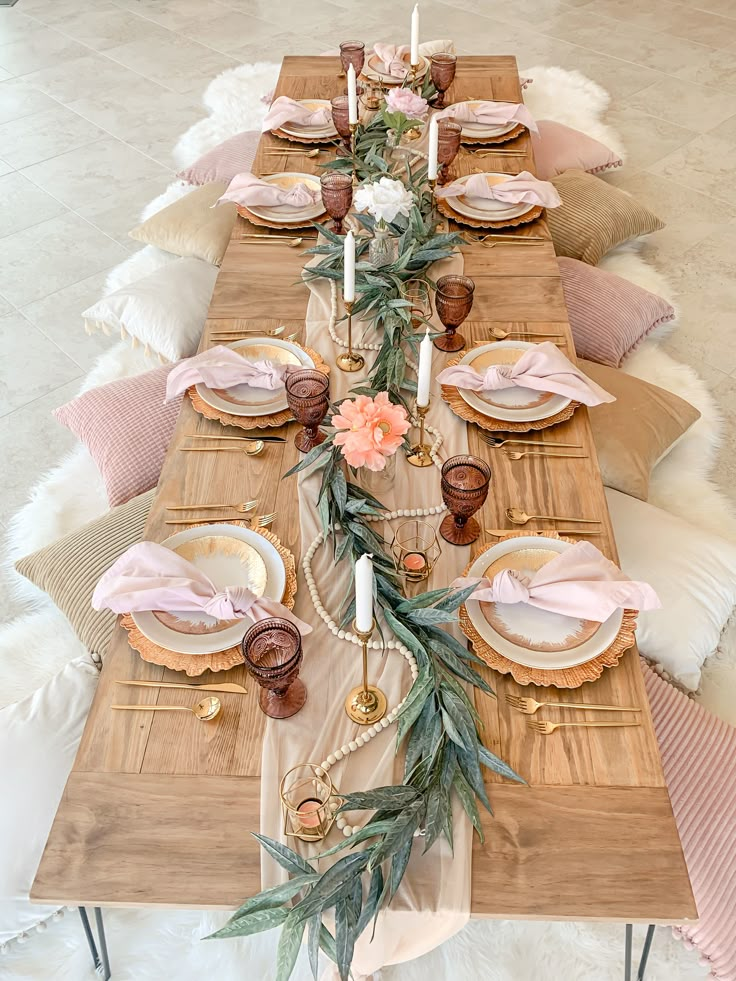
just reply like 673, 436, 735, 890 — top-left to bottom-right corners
435, 192, 542, 230
275, 101, 337, 140
443, 173, 533, 223
132, 524, 286, 656
363, 51, 428, 85
236, 172, 326, 229
461, 120, 526, 146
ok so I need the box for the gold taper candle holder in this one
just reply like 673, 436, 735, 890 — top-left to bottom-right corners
406, 402, 433, 468
336, 299, 365, 373
349, 121, 358, 186
409, 62, 420, 92
345, 618, 387, 725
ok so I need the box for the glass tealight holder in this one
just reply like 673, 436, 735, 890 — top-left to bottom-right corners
280, 763, 341, 842
391, 519, 442, 584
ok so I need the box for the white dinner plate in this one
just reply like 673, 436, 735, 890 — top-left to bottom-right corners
363, 51, 428, 84
132, 524, 287, 656
454, 340, 570, 423
464, 536, 623, 670
454, 102, 520, 140
279, 100, 337, 139
195, 337, 314, 418
245, 172, 326, 225
442, 173, 533, 223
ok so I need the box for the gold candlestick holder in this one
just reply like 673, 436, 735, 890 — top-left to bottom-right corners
336, 299, 365, 373
349, 121, 358, 186
409, 61, 420, 92
407, 401, 433, 467
345, 618, 387, 726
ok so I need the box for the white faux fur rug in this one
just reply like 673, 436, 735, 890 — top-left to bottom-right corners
1, 57, 733, 981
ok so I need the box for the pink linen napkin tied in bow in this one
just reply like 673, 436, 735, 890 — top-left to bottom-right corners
165, 345, 295, 401
435, 99, 539, 135
436, 342, 615, 407
215, 172, 320, 209
373, 43, 410, 77
262, 96, 333, 133
435, 171, 561, 208
452, 541, 660, 623
92, 541, 312, 635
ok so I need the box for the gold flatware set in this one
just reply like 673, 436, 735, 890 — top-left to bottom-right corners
478, 434, 581, 450
240, 234, 307, 248
166, 499, 257, 514
505, 695, 641, 735
506, 507, 601, 526
486, 527, 602, 537
489, 326, 563, 340
116, 679, 248, 694
165, 511, 277, 528
210, 328, 300, 342
527, 720, 641, 735
503, 449, 588, 461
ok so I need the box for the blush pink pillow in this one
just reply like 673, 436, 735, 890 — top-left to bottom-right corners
559, 257, 675, 367
53, 366, 181, 508
643, 660, 736, 981
177, 130, 260, 186
532, 120, 622, 181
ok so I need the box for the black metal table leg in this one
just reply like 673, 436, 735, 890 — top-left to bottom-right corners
625, 923, 633, 981
78, 907, 111, 979
94, 907, 111, 981
78, 908, 102, 974
625, 924, 656, 981
637, 925, 656, 981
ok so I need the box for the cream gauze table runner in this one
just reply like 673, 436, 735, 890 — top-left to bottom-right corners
261, 253, 474, 978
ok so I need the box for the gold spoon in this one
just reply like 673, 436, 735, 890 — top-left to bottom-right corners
111, 696, 221, 722
210, 324, 286, 337
504, 449, 588, 460
240, 235, 305, 248
182, 442, 265, 457
265, 148, 321, 158
489, 327, 564, 340
506, 507, 601, 526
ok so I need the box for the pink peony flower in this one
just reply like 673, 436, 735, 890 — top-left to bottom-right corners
333, 392, 411, 471
385, 88, 428, 119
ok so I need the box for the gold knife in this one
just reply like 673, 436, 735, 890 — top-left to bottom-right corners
116, 679, 248, 694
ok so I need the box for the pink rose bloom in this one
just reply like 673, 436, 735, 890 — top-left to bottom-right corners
385, 88, 428, 119
333, 392, 411, 471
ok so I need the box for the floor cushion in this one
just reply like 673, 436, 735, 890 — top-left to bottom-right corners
177, 130, 260, 186
532, 120, 622, 180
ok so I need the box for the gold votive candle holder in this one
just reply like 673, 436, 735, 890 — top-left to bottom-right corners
391, 519, 442, 583
280, 763, 340, 842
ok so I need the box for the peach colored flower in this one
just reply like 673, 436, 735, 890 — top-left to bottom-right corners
333, 392, 411, 471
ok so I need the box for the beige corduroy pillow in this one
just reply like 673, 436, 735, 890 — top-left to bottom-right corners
583, 360, 700, 501
548, 170, 664, 265
129, 182, 236, 266
15, 490, 154, 660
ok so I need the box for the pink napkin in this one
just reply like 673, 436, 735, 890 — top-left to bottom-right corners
261, 96, 332, 133
436, 342, 615, 407
373, 43, 410, 77
435, 171, 561, 208
92, 541, 312, 635
452, 541, 660, 623
435, 100, 538, 135
215, 172, 320, 209
165, 345, 294, 401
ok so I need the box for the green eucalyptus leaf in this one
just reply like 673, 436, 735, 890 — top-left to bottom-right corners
432, 580, 480, 614
356, 865, 384, 938
230, 873, 318, 920
316, 819, 395, 858
206, 905, 289, 940
307, 915, 321, 980
388, 836, 414, 900
292, 851, 371, 923
452, 767, 484, 841
479, 743, 526, 784
405, 607, 458, 626
332, 467, 348, 516
276, 911, 306, 981
337, 786, 421, 812
253, 833, 315, 877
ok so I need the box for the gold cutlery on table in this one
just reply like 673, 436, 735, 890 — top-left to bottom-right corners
478, 434, 582, 449
185, 433, 286, 443
485, 527, 602, 537
211, 331, 300, 343
212, 324, 287, 336
165, 512, 277, 529
181, 443, 266, 457
505, 507, 601, 526
507, 694, 640, 715
264, 148, 321, 157
166, 500, 257, 513
489, 327, 564, 340
112, 697, 221, 722
467, 233, 547, 243
527, 720, 641, 735
240, 236, 306, 248
116, 680, 248, 694
470, 148, 528, 156
503, 449, 588, 461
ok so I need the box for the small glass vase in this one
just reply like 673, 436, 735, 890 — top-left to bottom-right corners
361, 452, 397, 494
368, 222, 398, 268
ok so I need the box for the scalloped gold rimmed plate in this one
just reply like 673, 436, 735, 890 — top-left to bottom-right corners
363, 51, 428, 84
463, 536, 622, 670
245, 172, 325, 225
452, 102, 520, 140
132, 524, 286, 656
278, 100, 337, 140
442, 173, 533, 223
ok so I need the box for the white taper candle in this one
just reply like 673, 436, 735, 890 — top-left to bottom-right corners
410, 4, 420, 66
343, 229, 355, 303
427, 115, 439, 181
347, 64, 358, 125
417, 327, 432, 407
355, 553, 374, 633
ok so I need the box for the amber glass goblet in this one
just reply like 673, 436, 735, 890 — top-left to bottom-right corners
430, 53, 457, 108
331, 95, 353, 154
433, 274, 475, 352
440, 455, 491, 546
340, 40, 365, 77
437, 119, 462, 185
320, 172, 353, 235
285, 369, 329, 453
242, 618, 306, 719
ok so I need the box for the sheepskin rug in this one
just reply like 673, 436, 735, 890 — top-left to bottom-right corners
2, 58, 733, 981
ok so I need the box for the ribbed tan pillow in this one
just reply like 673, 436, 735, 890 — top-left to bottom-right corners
584, 360, 700, 501
129, 182, 236, 266
15, 490, 154, 659
548, 170, 664, 265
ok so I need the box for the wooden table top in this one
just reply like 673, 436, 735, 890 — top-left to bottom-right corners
32, 55, 696, 925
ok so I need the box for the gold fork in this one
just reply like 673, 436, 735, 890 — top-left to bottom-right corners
485, 528, 603, 537
166, 500, 257, 514
527, 720, 641, 735
507, 694, 640, 715
211, 331, 300, 343
165, 512, 277, 528
478, 433, 582, 449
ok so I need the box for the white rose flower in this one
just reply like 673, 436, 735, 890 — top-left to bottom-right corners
354, 177, 415, 225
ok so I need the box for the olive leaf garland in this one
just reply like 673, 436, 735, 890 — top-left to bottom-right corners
209, 100, 524, 981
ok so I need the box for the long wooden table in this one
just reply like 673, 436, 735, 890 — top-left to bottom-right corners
32, 55, 696, 928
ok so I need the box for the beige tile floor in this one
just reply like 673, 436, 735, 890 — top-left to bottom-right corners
1, 0, 735, 531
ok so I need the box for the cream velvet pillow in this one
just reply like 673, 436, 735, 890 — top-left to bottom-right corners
583, 360, 700, 501
129, 182, 236, 266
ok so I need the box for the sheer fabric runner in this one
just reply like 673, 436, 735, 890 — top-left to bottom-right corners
260, 252, 473, 977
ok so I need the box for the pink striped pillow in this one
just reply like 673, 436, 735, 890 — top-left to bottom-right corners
532, 120, 622, 180
177, 130, 260, 187
559, 257, 675, 367
643, 661, 736, 980
54, 366, 181, 508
